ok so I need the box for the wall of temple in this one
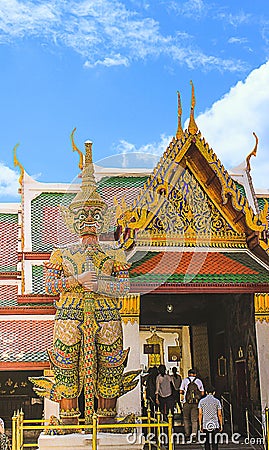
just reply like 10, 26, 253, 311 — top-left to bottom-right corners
255, 320, 269, 411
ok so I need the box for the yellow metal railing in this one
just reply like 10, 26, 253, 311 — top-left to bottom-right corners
265, 408, 269, 450
12, 406, 173, 450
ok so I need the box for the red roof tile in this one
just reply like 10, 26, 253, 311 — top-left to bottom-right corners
0, 286, 18, 306
0, 320, 54, 362
130, 252, 258, 276
0, 220, 18, 271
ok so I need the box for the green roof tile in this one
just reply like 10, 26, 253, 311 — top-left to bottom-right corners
234, 181, 246, 198
129, 251, 269, 285
97, 176, 148, 189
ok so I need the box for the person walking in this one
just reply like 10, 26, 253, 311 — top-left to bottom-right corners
145, 366, 159, 413
0, 419, 11, 450
180, 368, 204, 441
198, 385, 223, 450
171, 367, 181, 411
155, 365, 175, 421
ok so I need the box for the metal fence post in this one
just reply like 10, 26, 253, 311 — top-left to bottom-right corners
16, 410, 20, 450
245, 409, 250, 442
92, 413, 98, 450
19, 409, 24, 449
156, 408, 161, 450
147, 401, 152, 449
12, 412, 17, 450
168, 410, 173, 450
265, 408, 269, 450
230, 401, 234, 436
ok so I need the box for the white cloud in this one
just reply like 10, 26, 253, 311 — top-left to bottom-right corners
194, 61, 269, 189
0, 0, 58, 40
217, 11, 251, 27
0, 0, 246, 72
0, 162, 20, 198
84, 53, 129, 68
115, 134, 172, 156
166, 0, 208, 19
110, 62, 269, 189
228, 37, 248, 45
97, 134, 172, 169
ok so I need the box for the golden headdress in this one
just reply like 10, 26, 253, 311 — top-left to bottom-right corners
61, 133, 109, 236
69, 139, 107, 211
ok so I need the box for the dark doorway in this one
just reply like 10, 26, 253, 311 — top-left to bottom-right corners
0, 371, 44, 428
140, 292, 261, 431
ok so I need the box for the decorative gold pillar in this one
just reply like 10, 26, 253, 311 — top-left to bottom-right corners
254, 293, 269, 322
119, 294, 140, 324
254, 293, 269, 413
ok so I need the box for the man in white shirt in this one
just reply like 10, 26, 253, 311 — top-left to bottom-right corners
198, 385, 223, 450
180, 368, 204, 441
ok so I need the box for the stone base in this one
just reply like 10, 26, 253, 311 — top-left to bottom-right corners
38, 432, 145, 450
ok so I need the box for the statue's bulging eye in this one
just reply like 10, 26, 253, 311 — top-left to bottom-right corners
78, 211, 87, 221
94, 213, 101, 221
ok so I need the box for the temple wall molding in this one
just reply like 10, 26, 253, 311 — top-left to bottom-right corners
255, 293, 269, 322
119, 294, 140, 324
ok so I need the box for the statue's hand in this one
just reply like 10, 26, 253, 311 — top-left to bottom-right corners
77, 271, 97, 291
78, 270, 97, 283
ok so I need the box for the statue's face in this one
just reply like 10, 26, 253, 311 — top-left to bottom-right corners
72, 205, 105, 236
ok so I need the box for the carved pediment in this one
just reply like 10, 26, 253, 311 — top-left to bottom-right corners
117, 163, 246, 248
145, 168, 234, 235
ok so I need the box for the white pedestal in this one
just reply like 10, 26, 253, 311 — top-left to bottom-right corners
38, 432, 145, 450
44, 398, 60, 420
118, 320, 142, 416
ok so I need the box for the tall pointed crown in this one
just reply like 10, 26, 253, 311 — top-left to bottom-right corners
69, 137, 107, 211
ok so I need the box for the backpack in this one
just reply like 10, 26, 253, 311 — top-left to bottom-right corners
185, 377, 201, 404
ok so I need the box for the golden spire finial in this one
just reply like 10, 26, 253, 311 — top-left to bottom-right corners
188, 80, 198, 134
13, 143, 24, 186
176, 91, 183, 139
68, 132, 106, 211
84, 140, 93, 165
246, 132, 258, 172
71, 127, 84, 171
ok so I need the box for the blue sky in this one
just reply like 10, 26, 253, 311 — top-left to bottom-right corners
1, 0, 269, 201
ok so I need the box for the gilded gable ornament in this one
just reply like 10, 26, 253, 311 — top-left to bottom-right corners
146, 169, 231, 236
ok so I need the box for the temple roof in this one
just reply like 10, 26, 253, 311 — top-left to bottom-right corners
116, 129, 269, 263
128, 250, 269, 292
0, 319, 53, 364
28, 176, 147, 253
0, 212, 19, 272
0, 286, 18, 307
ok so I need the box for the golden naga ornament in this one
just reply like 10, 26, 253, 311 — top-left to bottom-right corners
13, 143, 24, 187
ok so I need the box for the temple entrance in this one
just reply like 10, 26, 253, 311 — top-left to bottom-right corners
0, 371, 44, 428
139, 292, 261, 432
